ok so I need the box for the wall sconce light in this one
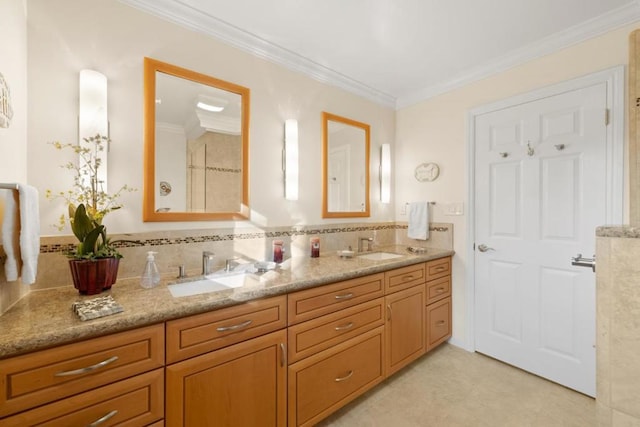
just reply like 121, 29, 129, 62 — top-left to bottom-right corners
380, 143, 391, 203
79, 69, 108, 191
284, 119, 299, 200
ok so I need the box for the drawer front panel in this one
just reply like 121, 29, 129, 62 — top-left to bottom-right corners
288, 298, 384, 363
426, 276, 451, 305
426, 296, 452, 352
166, 295, 287, 363
0, 368, 164, 427
426, 257, 451, 281
289, 327, 384, 427
385, 263, 425, 293
0, 324, 164, 418
288, 274, 384, 325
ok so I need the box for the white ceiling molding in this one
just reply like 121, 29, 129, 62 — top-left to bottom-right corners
119, 0, 396, 108
121, 0, 639, 111
396, 2, 640, 109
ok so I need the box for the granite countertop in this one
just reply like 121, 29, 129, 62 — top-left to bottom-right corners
0, 245, 453, 359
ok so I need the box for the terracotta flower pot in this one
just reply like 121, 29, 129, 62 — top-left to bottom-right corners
68, 258, 120, 295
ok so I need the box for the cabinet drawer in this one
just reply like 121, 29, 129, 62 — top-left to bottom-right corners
287, 274, 384, 325
166, 295, 286, 363
426, 257, 451, 281
288, 298, 384, 364
426, 276, 451, 305
426, 296, 452, 352
288, 326, 384, 427
384, 263, 425, 293
0, 324, 164, 418
0, 368, 164, 426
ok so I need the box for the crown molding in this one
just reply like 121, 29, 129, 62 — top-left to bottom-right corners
119, 0, 396, 108
396, 2, 640, 109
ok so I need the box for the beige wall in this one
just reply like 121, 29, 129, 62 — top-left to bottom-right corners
27, 0, 396, 236
396, 22, 638, 347
0, 0, 29, 312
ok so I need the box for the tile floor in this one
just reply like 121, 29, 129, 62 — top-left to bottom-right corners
317, 344, 596, 427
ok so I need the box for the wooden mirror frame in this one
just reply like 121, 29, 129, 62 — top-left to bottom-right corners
143, 57, 250, 222
322, 112, 371, 218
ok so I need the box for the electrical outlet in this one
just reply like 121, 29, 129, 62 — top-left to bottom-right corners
401, 204, 407, 215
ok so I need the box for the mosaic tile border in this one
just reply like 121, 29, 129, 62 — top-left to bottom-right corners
39, 223, 449, 255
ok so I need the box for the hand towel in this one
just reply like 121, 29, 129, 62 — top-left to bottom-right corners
18, 185, 40, 284
408, 201, 429, 240
1, 184, 39, 284
2, 189, 21, 281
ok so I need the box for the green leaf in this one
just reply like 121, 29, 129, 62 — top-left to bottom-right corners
71, 204, 93, 242
83, 225, 105, 255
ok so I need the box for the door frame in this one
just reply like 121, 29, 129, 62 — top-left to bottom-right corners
464, 66, 625, 352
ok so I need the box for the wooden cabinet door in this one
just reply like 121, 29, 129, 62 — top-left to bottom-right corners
165, 329, 287, 427
385, 285, 425, 376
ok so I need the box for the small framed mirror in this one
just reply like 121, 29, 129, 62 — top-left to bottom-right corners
143, 57, 250, 221
322, 112, 370, 218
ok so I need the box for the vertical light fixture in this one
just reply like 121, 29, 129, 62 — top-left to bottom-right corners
79, 69, 108, 191
380, 143, 391, 203
284, 119, 299, 200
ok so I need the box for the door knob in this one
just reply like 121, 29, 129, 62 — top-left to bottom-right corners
477, 244, 495, 252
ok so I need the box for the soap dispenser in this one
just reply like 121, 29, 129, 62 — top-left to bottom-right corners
140, 251, 161, 289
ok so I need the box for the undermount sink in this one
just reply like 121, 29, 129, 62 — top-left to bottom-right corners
168, 271, 258, 297
357, 252, 404, 261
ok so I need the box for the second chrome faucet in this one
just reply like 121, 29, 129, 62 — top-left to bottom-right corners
202, 251, 215, 275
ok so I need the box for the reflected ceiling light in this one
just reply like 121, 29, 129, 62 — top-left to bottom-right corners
284, 119, 299, 200
196, 95, 226, 112
79, 69, 108, 191
380, 143, 391, 203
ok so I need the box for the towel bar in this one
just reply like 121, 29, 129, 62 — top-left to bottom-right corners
0, 183, 19, 190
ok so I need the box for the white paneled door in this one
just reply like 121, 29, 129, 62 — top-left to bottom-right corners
474, 82, 609, 397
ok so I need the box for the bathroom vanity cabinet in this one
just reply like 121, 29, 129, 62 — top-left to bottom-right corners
0, 255, 452, 427
0, 324, 164, 426
165, 295, 288, 426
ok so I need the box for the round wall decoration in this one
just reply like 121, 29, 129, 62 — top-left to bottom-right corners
414, 162, 440, 182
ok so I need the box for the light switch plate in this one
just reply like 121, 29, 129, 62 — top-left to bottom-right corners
444, 202, 464, 216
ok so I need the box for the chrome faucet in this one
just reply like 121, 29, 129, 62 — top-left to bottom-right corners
358, 237, 374, 252
225, 258, 239, 272
202, 251, 215, 275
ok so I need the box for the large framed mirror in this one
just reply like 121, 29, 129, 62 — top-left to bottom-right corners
143, 57, 250, 221
322, 112, 370, 218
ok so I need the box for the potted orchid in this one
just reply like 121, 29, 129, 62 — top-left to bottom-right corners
46, 134, 134, 294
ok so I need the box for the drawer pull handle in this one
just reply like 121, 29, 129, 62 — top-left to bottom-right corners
435, 267, 446, 272
88, 409, 118, 426
402, 275, 415, 281
335, 322, 354, 331
54, 355, 119, 377
280, 343, 286, 367
334, 292, 354, 300
387, 304, 392, 321
335, 370, 354, 382
435, 288, 445, 293
217, 319, 253, 332
436, 320, 446, 326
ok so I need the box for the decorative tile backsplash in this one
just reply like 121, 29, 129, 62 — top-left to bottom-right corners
4, 221, 453, 297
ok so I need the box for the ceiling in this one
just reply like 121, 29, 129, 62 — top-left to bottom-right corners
122, 0, 640, 108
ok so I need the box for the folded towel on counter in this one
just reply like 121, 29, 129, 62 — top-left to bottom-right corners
73, 295, 124, 321
1, 184, 40, 284
408, 201, 430, 240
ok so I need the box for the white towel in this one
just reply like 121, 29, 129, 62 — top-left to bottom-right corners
1, 184, 40, 284
408, 201, 429, 240
2, 189, 20, 281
